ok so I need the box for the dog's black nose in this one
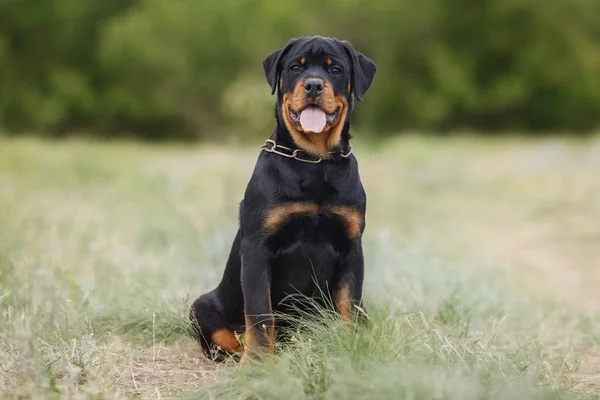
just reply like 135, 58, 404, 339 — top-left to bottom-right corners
304, 79, 324, 97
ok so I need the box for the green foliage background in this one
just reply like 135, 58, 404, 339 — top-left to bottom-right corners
2, 0, 600, 140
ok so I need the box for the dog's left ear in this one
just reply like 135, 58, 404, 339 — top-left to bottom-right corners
342, 42, 377, 101
263, 38, 300, 95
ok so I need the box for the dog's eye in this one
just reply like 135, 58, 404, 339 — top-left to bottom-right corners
291, 64, 303, 72
329, 66, 342, 75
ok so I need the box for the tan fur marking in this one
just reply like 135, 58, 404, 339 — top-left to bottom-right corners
244, 316, 256, 346
334, 283, 351, 319
211, 328, 242, 354
325, 94, 349, 152
300, 57, 306, 65
282, 80, 348, 156
327, 58, 332, 66
321, 81, 343, 114
264, 202, 319, 235
243, 276, 274, 361
325, 204, 363, 239
244, 315, 274, 358
348, 82, 351, 94
243, 316, 256, 361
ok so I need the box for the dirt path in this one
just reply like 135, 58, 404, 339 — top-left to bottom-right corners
111, 341, 218, 398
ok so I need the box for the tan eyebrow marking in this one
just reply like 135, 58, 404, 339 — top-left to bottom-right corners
300, 57, 306, 65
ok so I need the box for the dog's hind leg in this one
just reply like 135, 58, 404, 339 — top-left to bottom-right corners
190, 291, 243, 359
190, 229, 245, 359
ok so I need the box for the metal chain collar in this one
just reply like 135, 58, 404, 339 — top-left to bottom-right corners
260, 139, 353, 164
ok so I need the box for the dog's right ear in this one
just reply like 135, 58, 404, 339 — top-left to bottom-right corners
263, 38, 300, 95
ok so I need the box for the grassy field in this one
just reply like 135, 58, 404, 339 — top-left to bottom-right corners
1, 135, 599, 399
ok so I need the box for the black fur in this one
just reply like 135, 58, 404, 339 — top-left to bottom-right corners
190, 36, 377, 360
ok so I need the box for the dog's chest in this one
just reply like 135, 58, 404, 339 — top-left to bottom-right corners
264, 201, 361, 254
298, 171, 336, 202
265, 200, 360, 299
262, 160, 363, 252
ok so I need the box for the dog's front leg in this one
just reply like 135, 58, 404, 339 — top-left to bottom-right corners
333, 241, 367, 320
240, 238, 274, 361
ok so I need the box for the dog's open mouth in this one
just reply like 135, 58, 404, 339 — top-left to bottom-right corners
289, 105, 339, 133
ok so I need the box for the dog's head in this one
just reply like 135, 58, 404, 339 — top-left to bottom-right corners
263, 36, 377, 156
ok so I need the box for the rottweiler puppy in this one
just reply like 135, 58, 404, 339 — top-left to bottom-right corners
190, 36, 377, 361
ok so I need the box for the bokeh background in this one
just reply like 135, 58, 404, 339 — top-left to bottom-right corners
2, 1, 600, 398
2, 0, 600, 140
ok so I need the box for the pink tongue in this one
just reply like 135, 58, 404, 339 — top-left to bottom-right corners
299, 106, 327, 133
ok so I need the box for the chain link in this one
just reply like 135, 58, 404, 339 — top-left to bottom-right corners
260, 139, 352, 163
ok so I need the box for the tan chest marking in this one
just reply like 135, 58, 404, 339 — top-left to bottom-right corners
325, 204, 363, 239
264, 202, 319, 236
264, 202, 363, 239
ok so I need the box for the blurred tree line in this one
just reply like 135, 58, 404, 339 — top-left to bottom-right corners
1, 0, 600, 140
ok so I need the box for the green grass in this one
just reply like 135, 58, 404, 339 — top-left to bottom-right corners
1, 135, 599, 398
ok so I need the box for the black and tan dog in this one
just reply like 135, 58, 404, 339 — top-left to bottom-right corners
190, 36, 377, 361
